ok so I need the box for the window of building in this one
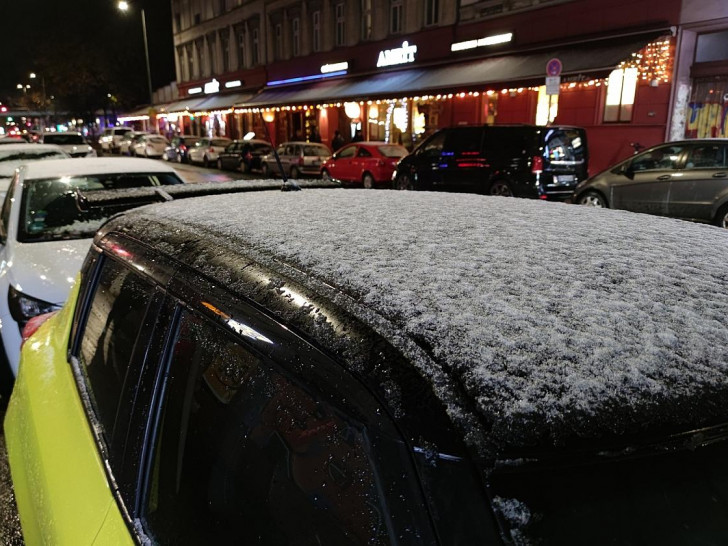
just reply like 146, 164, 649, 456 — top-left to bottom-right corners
197, 38, 206, 77
141, 309, 399, 544
335, 3, 346, 47
221, 31, 230, 73
424, 0, 439, 26
274, 23, 283, 60
207, 33, 217, 75
235, 26, 246, 69
361, 0, 372, 40
390, 0, 403, 33
292, 18, 300, 56
312, 11, 321, 52
536, 86, 559, 126
252, 27, 260, 65
173, 12, 181, 32
218, 0, 226, 16
696, 30, 728, 63
685, 77, 728, 138
186, 43, 194, 80
604, 67, 638, 122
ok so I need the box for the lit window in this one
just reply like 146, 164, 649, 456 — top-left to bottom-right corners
604, 67, 638, 122
536, 86, 559, 126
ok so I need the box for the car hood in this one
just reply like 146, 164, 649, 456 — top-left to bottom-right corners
6, 238, 91, 304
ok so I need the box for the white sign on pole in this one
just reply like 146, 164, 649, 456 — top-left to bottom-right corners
546, 76, 561, 96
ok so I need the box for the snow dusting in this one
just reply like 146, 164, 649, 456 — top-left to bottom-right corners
116, 189, 728, 454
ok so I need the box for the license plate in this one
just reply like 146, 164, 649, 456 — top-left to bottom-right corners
555, 175, 575, 184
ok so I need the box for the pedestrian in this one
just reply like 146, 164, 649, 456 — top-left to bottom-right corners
332, 130, 345, 151
352, 129, 363, 142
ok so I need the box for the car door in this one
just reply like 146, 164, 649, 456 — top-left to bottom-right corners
668, 142, 728, 221
328, 144, 357, 181
410, 131, 447, 188
442, 127, 488, 190
610, 144, 686, 215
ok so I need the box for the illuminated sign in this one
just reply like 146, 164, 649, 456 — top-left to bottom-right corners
225, 80, 243, 88
450, 32, 513, 52
188, 87, 203, 95
204, 78, 220, 94
321, 62, 349, 73
377, 41, 417, 68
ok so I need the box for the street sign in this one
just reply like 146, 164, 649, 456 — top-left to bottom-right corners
546, 58, 562, 77
546, 76, 561, 96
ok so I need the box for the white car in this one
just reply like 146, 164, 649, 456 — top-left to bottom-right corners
0, 157, 185, 376
98, 127, 133, 153
40, 132, 96, 158
0, 143, 70, 195
131, 134, 170, 158
187, 137, 232, 167
119, 131, 149, 156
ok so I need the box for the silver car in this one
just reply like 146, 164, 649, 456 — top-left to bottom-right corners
574, 139, 728, 228
260, 141, 331, 179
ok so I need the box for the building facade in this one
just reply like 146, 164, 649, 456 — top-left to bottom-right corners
147, 0, 727, 174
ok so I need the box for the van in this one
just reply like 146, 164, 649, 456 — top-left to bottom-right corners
393, 124, 589, 199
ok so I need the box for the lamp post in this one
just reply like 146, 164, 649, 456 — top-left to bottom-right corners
29, 73, 46, 132
117, 1, 154, 111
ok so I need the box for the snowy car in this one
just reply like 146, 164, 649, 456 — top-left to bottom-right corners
40, 132, 97, 158
5, 189, 728, 545
131, 134, 170, 158
0, 157, 184, 379
0, 143, 70, 195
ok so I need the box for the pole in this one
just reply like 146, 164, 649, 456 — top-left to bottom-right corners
141, 8, 153, 108
41, 77, 46, 133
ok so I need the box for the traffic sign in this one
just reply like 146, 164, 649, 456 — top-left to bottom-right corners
546, 76, 561, 96
546, 58, 562, 77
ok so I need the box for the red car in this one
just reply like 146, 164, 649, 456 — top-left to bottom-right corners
321, 142, 408, 188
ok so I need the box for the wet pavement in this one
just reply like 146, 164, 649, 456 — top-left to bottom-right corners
0, 404, 23, 545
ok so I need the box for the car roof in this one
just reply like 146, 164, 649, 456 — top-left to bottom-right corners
21, 157, 179, 179
0, 143, 65, 152
102, 190, 728, 457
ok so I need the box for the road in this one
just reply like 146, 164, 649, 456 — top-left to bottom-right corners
0, 159, 255, 544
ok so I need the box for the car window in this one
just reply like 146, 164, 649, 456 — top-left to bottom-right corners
378, 145, 408, 158
304, 144, 329, 156
17, 173, 183, 242
631, 145, 686, 172
77, 256, 159, 463
685, 143, 728, 169
142, 310, 400, 545
42, 134, 86, 145
419, 131, 446, 157
212, 139, 231, 147
443, 128, 483, 155
337, 145, 357, 159
543, 128, 587, 162
252, 143, 272, 153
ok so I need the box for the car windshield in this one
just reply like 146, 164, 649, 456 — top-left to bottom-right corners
303, 145, 330, 156
43, 134, 86, 145
488, 431, 728, 544
378, 145, 408, 158
18, 172, 182, 242
543, 129, 587, 163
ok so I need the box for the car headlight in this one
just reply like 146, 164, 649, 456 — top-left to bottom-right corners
8, 285, 60, 328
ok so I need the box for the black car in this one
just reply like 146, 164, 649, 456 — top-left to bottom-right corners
393, 124, 589, 199
164, 135, 201, 163
216, 139, 273, 172
7, 186, 728, 545
573, 139, 728, 228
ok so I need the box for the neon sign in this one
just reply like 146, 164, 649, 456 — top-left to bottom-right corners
377, 41, 417, 68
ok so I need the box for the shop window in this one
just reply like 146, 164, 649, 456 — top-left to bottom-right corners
390, 0, 403, 34
292, 18, 300, 56
696, 30, 728, 63
312, 11, 321, 52
361, 0, 373, 40
536, 86, 558, 126
424, 0, 439, 26
604, 67, 638, 123
335, 3, 346, 47
685, 77, 728, 138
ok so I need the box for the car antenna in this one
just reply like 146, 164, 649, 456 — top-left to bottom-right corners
258, 111, 300, 191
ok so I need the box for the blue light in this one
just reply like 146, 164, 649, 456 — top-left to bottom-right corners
267, 70, 347, 86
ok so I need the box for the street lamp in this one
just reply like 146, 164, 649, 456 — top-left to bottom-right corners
29, 73, 46, 132
16, 84, 30, 94
117, 1, 154, 110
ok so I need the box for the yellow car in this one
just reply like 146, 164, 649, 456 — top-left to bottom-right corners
6, 188, 728, 545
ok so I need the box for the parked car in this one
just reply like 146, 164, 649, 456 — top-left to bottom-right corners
119, 131, 149, 156
188, 137, 233, 167
321, 142, 408, 188
393, 124, 589, 199
0, 143, 70, 194
0, 157, 184, 380
131, 134, 170, 158
216, 139, 273, 173
6, 189, 728, 545
261, 141, 331, 179
98, 127, 133, 154
163, 135, 201, 163
573, 139, 728, 227
40, 132, 96, 158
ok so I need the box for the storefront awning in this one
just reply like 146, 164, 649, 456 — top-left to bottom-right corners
157, 96, 209, 114
239, 31, 668, 108
193, 91, 256, 112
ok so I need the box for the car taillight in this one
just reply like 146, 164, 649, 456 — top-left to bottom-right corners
298, 157, 304, 166
180, 144, 187, 151
531, 156, 544, 174
21, 311, 58, 346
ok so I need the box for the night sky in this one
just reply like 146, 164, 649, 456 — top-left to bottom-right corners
0, 0, 175, 110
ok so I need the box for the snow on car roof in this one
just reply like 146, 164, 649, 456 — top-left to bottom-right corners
114, 189, 728, 455
21, 157, 179, 179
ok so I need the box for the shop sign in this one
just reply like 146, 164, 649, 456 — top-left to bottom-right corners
204, 78, 220, 94
450, 32, 513, 52
377, 41, 417, 68
225, 80, 243, 89
188, 87, 203, 95
321, 62, 349, 74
